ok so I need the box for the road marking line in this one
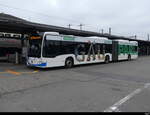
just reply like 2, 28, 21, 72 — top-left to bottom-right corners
0, 72, 7, 74
104, 83, 150, 112
20, 70, 39, 74
6, 70, 21, 75
0, 70, 39, 76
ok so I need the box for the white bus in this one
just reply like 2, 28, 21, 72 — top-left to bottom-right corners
27, 32, 138, 68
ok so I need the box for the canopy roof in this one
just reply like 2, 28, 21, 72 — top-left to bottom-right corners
0, 13, 149, 43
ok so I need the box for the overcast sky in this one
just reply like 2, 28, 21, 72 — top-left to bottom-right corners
0, 0, 150, 40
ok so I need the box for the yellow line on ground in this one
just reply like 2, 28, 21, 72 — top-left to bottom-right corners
6, 70, 21, 75
20, 70, 39, 74
0, 70, 39, 75
0, 72, 7, 74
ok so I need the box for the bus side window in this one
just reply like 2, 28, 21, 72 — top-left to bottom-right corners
129, 45, 134, 53
131, 46, 137, 53
77, 44, 86, 55
124, 45, 128, 54
97, 44, 101, 54
61, 42, 76, 54
43, 40, 61, 57
85, 43, 90, 55
100, 44, 103, 54
105, 44, 112, 53
99, 44, 105, 54
94, 44, 98, 55
135, 46, 138, 52
119, 45, 124, 54
103, 45, 106, 54
127, 45, 130, 54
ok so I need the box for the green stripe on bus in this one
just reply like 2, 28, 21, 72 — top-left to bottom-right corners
63, 36, 75, 41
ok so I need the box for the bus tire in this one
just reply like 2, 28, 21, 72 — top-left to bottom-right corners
128, 55, 131, 61
65, 57, 74, 68
105, 55, 110, 64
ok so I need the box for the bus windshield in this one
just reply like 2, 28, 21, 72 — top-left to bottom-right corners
42, 35, 61, 58
28, 35, 43, 58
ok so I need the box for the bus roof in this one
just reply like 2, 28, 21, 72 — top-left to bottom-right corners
75, 36, 112, 44
44, 32, 60, 36
130, 41, 138, 46
86, 36, 109, 40
115, 39, 138, 46
115, 39, 130, 42
44, 32, 112, 44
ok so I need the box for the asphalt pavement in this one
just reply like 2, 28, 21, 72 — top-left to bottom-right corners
0, 56, 150, 112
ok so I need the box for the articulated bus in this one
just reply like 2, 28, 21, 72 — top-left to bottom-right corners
27, 32, 138, 68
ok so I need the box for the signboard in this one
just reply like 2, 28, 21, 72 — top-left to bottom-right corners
0, 38, 21, 48
0, 32, 21, 39
0, 32, 22, 48
30, 36, 42, 40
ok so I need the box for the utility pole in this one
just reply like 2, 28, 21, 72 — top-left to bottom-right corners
129, 36, 136, 39
147, 34, 149, 55
78, 24, 84, 30
100, 29, 104, 34
68, 24, 72, 29
135, 35, 137, 39
148, 34, 149, 41
109, 28, 111, 35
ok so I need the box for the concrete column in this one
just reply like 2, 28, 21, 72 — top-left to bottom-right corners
15, 52, 19, 64
147, 46, 150, 55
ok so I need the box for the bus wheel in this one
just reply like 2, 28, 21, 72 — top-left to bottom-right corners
128, 55, 131, 61
65, 58, 74, 68
105, 56, 110, 64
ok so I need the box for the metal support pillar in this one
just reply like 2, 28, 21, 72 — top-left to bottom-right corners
15, 52, 19, 64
